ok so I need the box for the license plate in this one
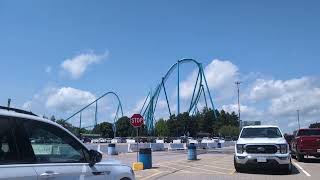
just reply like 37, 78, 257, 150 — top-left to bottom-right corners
317, 149, 320, 153
257, 157, 267, 163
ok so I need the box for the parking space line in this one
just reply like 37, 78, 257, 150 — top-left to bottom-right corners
165, 161, 227, 175
200, 161, 234, 168
192, 162, 234, 171
292, 162, 311, 177
159, 164, 180, 170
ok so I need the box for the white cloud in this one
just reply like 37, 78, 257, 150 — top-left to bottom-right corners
22, 101, 32, 111
61, 51, 108, 79
269, 87, 320, 117
128, 97, 149, 115
45, 87, 96, 113
221, 104, 263, 119
248, 77, 312, 101
180, 59, 238, 100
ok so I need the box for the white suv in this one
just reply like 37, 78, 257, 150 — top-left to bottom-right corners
234, 125, 291, 174
0, 106, 135, 180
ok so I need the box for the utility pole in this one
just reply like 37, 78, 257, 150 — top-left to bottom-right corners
235, 82, 241, 130
297, 110, 300, 129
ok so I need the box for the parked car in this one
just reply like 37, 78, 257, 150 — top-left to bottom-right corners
111, 137, 122, 143
81, 137, 91, 143
105, 138, 112, 143
291, 128, 320, 161
91, 138, 100, 143
234, 125, 291, 174
0, 106, 135, 180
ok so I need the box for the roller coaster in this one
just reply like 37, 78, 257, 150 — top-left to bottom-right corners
140, 58, 217, 133
65, 59, 216, 135
65, 91, 123, 137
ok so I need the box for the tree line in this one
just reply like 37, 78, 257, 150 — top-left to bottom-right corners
48, 108, 240, 138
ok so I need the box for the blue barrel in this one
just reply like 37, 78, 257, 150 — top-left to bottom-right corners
107, 143, 117, 155
139, 148, 152, 169
188, 143, 197, 160
217, 142, 221, 148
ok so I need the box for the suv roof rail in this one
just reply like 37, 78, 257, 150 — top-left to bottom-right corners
0, 106, 38, 116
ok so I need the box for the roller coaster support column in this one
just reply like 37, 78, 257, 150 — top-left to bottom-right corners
200, 64, 217, 118
95, 101, 98, 126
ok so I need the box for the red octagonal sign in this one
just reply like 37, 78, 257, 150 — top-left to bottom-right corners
130, 114, 144, 127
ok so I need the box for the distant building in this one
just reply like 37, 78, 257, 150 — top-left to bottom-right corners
242, 121, 261, 127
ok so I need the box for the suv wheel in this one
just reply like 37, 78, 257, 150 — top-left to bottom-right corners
296, 153, 304, 162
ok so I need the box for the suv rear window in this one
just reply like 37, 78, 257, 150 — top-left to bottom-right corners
297, 129, 320, 136
240, 127, 282, 138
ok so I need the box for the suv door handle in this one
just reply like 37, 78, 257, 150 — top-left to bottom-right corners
40, 171, 60, 177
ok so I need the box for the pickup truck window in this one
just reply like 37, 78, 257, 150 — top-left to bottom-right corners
240, 127, 282, 138
297, 129, 320, 136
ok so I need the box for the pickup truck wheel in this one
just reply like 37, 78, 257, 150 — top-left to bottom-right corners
234, 156, 245, 173
283, 161, 292, 175
296, 153, 304, 162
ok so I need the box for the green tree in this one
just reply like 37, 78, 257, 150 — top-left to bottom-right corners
309, 122, 320, 128
155, 119, 169, 137
92, 122, 114, 138
116, 116, 134, 137
218, 125, 240, 137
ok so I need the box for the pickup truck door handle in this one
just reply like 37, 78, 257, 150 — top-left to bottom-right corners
40, 171, 60, 177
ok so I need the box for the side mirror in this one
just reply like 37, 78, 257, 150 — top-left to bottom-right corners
89, 150, 102, 166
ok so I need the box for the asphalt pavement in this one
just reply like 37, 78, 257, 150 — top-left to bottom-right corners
103, 146, 320, 180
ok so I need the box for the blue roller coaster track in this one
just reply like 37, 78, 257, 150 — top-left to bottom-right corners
140, 58, 217, 133
65, 91, 123, 137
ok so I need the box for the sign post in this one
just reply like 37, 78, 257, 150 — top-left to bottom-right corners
130, 114, 144, 162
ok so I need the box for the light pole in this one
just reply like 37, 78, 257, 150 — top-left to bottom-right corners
235, 82, 241, 130
297, 110, 300, 129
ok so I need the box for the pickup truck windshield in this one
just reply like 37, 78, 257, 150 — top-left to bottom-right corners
240, 127, 282, 138
298, 129, 320, 136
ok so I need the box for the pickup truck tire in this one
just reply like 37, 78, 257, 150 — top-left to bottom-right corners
296, 153, 304, 162
234, 156, 245, 173
282, 160, 292, 174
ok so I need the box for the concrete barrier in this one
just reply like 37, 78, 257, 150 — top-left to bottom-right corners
206, 142, 218, 149
196, 143, 207, 149
128, 143, 150, 152
168, 143, 185, 150
150, 143, 165, 151
223, 141, 235, 147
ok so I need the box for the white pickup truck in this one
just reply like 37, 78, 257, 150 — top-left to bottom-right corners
234, 125, 292, 174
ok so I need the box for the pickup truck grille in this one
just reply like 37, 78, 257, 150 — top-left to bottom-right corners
245, 145, 277, 154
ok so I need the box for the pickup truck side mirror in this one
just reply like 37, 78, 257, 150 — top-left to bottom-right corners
89, 149, 102, 166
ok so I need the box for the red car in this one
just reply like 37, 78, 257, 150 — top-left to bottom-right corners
291, 128, 320, 161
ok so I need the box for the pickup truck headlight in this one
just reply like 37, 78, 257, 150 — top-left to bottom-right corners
279, 144, 288, 154
236, 144, 245, 154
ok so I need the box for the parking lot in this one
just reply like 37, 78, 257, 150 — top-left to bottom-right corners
103, 146, 320, 180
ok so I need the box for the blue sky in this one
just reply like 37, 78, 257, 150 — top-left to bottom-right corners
1, 0, 320, 132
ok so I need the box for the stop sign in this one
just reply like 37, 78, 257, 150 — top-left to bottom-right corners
130, 114, 144, 127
